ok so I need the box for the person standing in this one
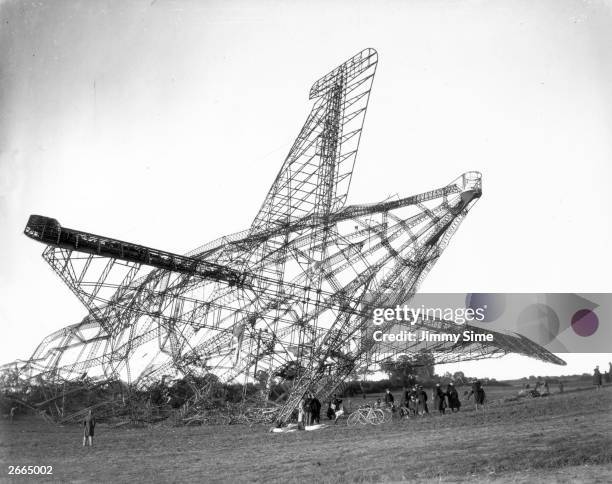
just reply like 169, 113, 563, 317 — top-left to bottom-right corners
9, 407, 16, 424
401, 386, 409, 409
82, 409, 96, 447
468, 380, 486, 410
384, 388, 394, 407
418, 385, 429, 414
434, 384, 446, 414
593, 366, 602, 390
326, 400, 335, 421
446, 383, 461, 412
303, 393, 313, 426
297, 396, 306, 430
408, 387, 419, 416
310, 394, 321, 424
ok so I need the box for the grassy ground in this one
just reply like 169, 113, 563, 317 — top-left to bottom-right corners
0, 384, 610, 483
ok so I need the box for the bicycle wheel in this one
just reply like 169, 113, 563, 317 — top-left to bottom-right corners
371, 409, 385, 425
357, 409, 369, 425
347, 411, 361, 427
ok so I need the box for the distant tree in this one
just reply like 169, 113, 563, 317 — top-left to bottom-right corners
380, 360, 397, 380
379, 351, 434, 387
453, 371, 466, 381
0, 366, 28, 398
380, 356, 415, 387
414, 351, 435, 380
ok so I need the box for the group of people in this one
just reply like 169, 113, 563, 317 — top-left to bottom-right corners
296, 392, 345, 427
393, 382, 467, 416
398, 385, 429, 416
522, 380, 554, 396
297, 391, 322, 428
372, 380, 485, 417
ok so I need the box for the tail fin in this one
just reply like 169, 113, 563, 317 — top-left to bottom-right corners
251, 48, 378, 233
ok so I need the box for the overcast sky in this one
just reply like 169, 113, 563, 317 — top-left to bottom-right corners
1, 0, 611, 379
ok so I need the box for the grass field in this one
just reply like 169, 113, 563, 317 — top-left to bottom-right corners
1, 384, 611, 483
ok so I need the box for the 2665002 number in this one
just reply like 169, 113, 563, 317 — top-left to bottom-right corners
8, 465, 53, 475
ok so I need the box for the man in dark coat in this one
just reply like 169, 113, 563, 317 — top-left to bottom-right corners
446, 382, 461, 412
310, 394, 322, 424
403, 387, 411, 406
303, 393, 313, 426
420, 386, 429, 414
384, 388, 394, 407
413, 386, 425, 415
417, 385, 429, 414
434, 384, 447, 414
82, 409, 96, 447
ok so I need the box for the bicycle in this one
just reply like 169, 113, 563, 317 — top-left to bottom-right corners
346, 405, 385, 426
379, 404, 396, 423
